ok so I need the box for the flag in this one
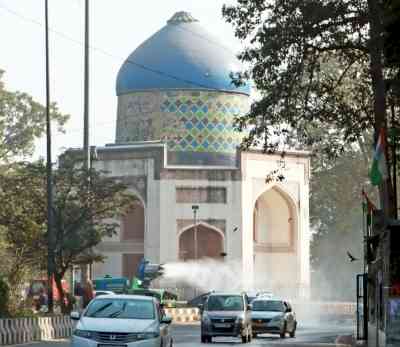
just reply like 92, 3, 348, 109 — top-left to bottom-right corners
362, 189, 376, 227
370, 128, 389, 186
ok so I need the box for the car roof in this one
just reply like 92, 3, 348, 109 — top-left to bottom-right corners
93, 294, 155, 301
208, 292, 245, 297
252, 297, 286, 303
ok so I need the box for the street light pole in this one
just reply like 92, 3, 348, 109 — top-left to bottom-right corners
192, 205, 199, 260
44, 0, 55, 313
81, 0, 91, 289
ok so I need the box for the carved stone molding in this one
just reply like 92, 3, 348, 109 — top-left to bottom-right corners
176, 219, 226, 234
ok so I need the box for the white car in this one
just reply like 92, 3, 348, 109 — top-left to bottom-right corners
94, 290, 115, 297
70, 294, 173, 347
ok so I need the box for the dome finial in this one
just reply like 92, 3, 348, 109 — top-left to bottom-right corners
167, 11, 198, 25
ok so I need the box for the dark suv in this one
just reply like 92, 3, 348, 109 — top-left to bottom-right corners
200, 292, 252, 343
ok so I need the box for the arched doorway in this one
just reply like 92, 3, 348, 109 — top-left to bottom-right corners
179, 224, 224, 261
253, 187, 298, 297
121, 199, 145, 279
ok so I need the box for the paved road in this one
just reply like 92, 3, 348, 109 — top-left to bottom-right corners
9, 322, 353, 347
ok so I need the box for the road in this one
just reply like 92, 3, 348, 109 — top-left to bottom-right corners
10, 321, 353, 347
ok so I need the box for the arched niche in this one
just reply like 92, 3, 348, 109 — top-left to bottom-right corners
253, 186, 297, 252
178, 223, 224, 261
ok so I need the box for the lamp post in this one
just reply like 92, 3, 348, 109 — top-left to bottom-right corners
44, 0, 55, 313
192, 205, 199, 260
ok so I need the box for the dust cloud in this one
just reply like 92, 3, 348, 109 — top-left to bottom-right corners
162, 258, 246, 292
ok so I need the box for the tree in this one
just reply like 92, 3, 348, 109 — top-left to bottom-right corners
0, 157, 136, 313
0, 69, 68, 163
0, 163, 46, 315
310, 149, 372, 300
222, 0, 395, 214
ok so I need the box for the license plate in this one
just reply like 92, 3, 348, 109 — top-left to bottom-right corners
214, 323, 231, 328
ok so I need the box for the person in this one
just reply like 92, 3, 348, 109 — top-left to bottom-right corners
37, 289, 48, 311
82, 280, 94, 309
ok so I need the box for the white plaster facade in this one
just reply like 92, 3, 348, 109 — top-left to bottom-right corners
89, 143, 311, 299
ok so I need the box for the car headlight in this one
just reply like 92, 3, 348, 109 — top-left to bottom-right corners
73, 329, 93, 339
137, 332, 160, 340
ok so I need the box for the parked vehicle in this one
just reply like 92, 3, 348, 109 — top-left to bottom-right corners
93, 275, 130, 293
251, 298, 297, 338
70, 294, 173, 347
200, 292, 252, 343
126, 288, 178, 306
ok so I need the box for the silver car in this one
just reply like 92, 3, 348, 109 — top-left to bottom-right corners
200, 292, 252, 343
251, 299, 297, 338
70, 294, 173, 347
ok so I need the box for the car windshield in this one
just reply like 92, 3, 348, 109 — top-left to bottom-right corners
252, 300, 286, 312
85, 298, 155, 319
206, 295, 244, 311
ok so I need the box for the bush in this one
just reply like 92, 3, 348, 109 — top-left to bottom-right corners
0, 276, 9, 317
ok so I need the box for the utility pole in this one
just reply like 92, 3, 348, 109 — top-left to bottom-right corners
81, 0, 91, 288
44, 0, 55, 313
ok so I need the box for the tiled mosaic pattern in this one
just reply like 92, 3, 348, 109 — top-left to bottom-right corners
116, 90, 249, 154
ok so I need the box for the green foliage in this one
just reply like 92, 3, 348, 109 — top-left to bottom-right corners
0, 276, 9, 317
310, 150, 373, 300
222, 0, 400, 160
0, 69, 69, 162
0, 155, 136, 313
222, 0, 396, 298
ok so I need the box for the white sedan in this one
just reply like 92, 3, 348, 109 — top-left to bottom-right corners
71, 294, 173, 347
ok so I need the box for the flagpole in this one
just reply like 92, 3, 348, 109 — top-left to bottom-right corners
391, 103, 398, 218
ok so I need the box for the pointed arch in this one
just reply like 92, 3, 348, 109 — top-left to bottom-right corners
178, 223, 224, 261
253, 185, 298, 252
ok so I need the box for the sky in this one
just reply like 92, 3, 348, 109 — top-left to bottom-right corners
0, 0, 241, 160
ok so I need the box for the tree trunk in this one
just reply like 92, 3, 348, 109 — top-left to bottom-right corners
368, 0, 396, 217
54, 272, 67, 315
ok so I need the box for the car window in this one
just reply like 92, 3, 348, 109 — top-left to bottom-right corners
85, 298, 155, 319
252, 300, 285, 312
206, 295, 244, 311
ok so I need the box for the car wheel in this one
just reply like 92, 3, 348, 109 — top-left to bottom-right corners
170, 338, 174, 346
280, 322, 287, 338
201, 335, 207, 343
208, 336, 212, 343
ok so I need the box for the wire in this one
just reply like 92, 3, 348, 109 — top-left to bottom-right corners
0, 3, 244, 92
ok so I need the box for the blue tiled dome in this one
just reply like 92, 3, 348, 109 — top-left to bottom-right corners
116, 11, 250, 95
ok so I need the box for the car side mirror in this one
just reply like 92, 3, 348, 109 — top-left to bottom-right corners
70, 311, 80, 320
161, 315, 172, 324
247, 304, 252, 311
